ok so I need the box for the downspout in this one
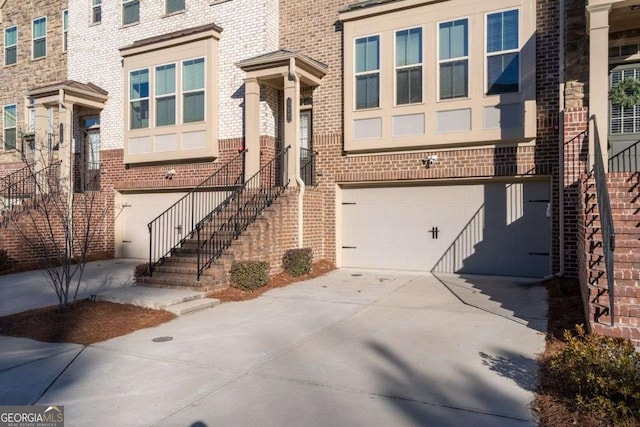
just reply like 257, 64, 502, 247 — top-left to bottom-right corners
546, 0, 566, 279
289, 57, 305, 248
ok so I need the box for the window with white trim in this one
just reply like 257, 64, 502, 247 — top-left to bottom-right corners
4, 26, 17, 66
155, 64, 176, 126
62, 10, 68, 52
32, 17, 47, 59
610, 67, 640, 135
129, 68, 149, 129
166, 0, 185, 14
395, 28, 422, 105
92, 0, 102, 24
3, 104, 16, 150
355, 35, 380, 110
122, 0, 140, 25
439, 19, 469, 100
182, 58, 205, 123
486, 9, 519, 95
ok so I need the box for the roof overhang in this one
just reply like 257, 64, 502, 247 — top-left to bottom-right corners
339, 0, 449, 22
28, 80, 109, 110
236, 50, 328, 87
120, 23, 222, 58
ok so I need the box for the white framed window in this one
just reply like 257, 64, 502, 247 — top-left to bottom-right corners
166, 0, 185, 14
355, 35, 380, 110
91, 0, 102, 24
182, 58, 205, 123
395, 27, 422, 105
610, 66, 640, 135
122, 0, 140, 26
3, 104, 16, 150
129, 68, 149, 129
155, 63, 176, 126
32, 17, 47, 59
439, 18, 469, 100
4, 26, 17, 66
486, 9, 519, 95
62, 10, 68, 52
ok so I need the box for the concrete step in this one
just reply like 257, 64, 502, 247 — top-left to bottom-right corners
96, 286, 205, 310
164, 298, 220, 316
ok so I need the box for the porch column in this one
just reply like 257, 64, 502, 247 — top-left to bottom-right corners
244, 77, 261, 180
282, 70, 300, 185
59, 101, 73, 192
33, 103, 49, 173
587, 2, 612, 170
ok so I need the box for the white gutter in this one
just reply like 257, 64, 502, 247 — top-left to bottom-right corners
289, 57, 305, 248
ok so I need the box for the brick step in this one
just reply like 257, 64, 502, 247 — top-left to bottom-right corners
154, 262, 227, 277
137, 273, 224, 292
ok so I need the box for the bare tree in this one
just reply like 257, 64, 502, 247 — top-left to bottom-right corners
0, 135, 110, 309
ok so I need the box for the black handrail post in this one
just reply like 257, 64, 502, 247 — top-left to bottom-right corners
148, 224, 153, 277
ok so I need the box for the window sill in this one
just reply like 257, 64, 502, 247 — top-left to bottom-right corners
353, 107, 382, 113
3, 62, 17, 68
121, 21, 140, 29
210, 0, 232, 5
163, 10, 186, 18
89, 21, 102, 27
437, 96, 470, 103
31, 56, 46, 62
394, 101, 425, 108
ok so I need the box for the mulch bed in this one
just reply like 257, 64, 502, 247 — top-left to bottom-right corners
0, 301, 176, 346
210, 259, 335, 303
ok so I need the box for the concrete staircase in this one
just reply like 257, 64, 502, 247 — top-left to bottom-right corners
581, 172, 640, 343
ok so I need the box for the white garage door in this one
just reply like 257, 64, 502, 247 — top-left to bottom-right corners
341, 181, 550, 277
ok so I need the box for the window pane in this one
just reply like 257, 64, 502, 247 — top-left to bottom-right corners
156, 96, 176, 127
440, 19, 468, 60
487, 13, 502, 53
397, 67, 422, 105
183, 58, 205, 91
4, 105, 16, 127
156, 64, 176, 96
34, 39, 46, 58
502, 10, 519, 50
130, 100, 149, 129
397, 28, 422, 66
487, 53, 519, 95
5, 27, 17, 45
93, 5, 102, 23
130, 69, 149, 99
33, 18, 46, 38
123, 1, 139, 25
356, 74, 379, 109
5, 47, 16, 65
4, 128, 16, 150
63, 10, 68, 30
366, 37, 379, 71
356, 36, 379, 73
452, 60, 468, 98
167, 0, 185, 14
183, 92, 205, 123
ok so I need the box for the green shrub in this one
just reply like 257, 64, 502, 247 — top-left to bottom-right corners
282, 248, 312, 277
230, 261, 269, 291
548, 325, 640, 423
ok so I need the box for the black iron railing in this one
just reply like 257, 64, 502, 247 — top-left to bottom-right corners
148, 151, 246, 276
300, 147, 317, 186
609, 138, 640, 172
194, 146, 290, 280
591, 116, 616, 326
0, 161, 61, 212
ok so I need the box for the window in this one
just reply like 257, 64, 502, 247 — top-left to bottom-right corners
486, 9, 519, 95
610, 67, 640, 134
4, 26, 17, 66
3, 104, 16, 150
355, 35, 380, 110
395, 28, 422, 105
92, 0, 102, 24
122, 0, 140, 26
32, 17, 47, 59
439, 19, 469, 100
166, 0, 185, 14
62, 10, 68, 52
155, 64, 176, 126
129, 69, 149, 129
182, 58, 205, 123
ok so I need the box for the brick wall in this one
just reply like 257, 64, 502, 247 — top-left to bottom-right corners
564, 0, 588, 109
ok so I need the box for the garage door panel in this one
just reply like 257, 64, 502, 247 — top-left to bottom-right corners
341, 182, 550, 277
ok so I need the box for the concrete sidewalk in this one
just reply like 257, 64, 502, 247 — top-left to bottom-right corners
0, 269, 547, 426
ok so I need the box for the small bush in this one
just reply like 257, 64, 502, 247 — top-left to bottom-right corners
134, 263, 150, 278
282, 248, 312, 277
230, 261, 269, 291
548, 325, 640, 423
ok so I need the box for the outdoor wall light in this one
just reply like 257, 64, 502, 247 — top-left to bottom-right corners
165, 169, 176, 180
421, 155, 438, 169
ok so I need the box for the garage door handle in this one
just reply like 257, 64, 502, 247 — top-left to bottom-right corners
342, 246, 356, 249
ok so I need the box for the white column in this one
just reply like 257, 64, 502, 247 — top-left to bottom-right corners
282, 71, 300, 185
243, 77, 261, 180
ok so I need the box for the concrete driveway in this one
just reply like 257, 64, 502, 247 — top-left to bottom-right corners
0, 269, 547, 426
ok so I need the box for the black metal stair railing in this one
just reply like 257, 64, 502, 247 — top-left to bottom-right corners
608, 138, 640, 172
147, 150, 246, 276
194, 146, 290, 280
300, 147, 317, 186
591, 116, 616, 326
0, 161, 61, 213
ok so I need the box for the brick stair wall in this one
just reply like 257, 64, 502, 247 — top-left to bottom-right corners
579, 172, 640, 344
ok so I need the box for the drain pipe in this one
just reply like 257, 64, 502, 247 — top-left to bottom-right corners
289, 57, 305, 248
546, 0, 566, 279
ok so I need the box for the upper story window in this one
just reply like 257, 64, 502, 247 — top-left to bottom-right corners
62, 10, 68, 52
395, 28, 422, 105
182, 58, 205, 123
123, 0, 140, 26
355, 35, 380, 110
155, 64, 176, 126
439, 19, 469, 100
32, 17, 47, 59
129, 68, 149, 129
4, 26, 17, 66
486, 9, 519, 95
3, 104, 16, 150
92, 0, 102, 24
166, 0, 185, 14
